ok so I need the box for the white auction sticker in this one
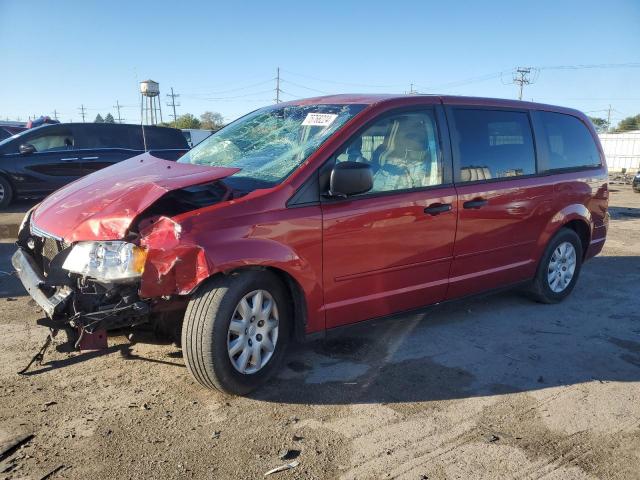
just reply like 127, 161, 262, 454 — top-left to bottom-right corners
301, 113, 338, 127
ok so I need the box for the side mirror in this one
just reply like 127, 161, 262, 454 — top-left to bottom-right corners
19, 144, 36, 155
328, 161, 373, 198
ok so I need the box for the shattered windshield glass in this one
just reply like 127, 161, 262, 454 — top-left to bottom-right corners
178, 103, 365, 189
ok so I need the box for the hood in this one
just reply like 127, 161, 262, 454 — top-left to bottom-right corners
30, 154, 240, 242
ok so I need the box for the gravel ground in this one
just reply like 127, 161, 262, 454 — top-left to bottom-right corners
0, 186, 639, 479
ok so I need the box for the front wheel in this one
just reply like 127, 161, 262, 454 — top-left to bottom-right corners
181, 270, 290, 395
0, 176, 13, 209
529, 228, 583, 304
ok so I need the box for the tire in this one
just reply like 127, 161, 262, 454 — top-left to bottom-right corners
181, 270, 291, 395
529, 228, 583, 304
0, 176, 13, 209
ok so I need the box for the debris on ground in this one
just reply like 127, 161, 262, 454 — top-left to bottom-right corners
211, 431, 221, 440
0, 432, 34, 459
39, 464, 66, 479
264, 460, 299, 476
484, 434, 500, 443
278, 448, 300, 460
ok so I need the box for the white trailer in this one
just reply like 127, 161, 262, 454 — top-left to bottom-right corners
599, 131, 640, 173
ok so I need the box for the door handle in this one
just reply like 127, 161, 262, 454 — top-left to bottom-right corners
424, 203, 452, 215
60, 157, 79, 162
81, 156, 99, 160
463, 198, 488, 209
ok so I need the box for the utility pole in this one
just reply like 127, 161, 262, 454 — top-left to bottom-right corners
607, 104, 612, 131
78, 104, 87, 122
513, 67, 533, 100
274, 67, 282, 103
166, 88, 180, 126
52, 110, 59, 121
408, 83, 418, 94
113, 100, 123, 123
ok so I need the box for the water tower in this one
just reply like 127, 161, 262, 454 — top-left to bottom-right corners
140, 79, 163, 125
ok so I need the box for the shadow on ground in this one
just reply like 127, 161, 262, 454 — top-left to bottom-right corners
254, 255, 640, 405
609, 205, 640, 221
1, 199, 39, 215
6, 240, 640, 404
0, 242, 23, 299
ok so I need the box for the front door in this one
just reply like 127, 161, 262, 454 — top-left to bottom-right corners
4, 125, 84, 194
321, 108, 457, 328
445, 106, 554, 298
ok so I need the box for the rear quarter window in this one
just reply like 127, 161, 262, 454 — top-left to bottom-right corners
144, 127, 189, 149
451, 108, 536, 182
536, 112, 601, 171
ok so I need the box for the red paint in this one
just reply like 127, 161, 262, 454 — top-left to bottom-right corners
30, 94, 609, 336
31, 155, 239, 242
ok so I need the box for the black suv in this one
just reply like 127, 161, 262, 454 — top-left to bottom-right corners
0, 123, 189, 207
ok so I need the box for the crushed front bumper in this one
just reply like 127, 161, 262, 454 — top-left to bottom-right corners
12, 247, 150, 333
12, 248, 72, 318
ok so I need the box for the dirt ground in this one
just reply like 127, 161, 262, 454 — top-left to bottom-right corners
1, 186, 639, 480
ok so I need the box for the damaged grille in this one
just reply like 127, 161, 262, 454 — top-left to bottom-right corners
41, 236, 61, 263
28, 223, 65, 276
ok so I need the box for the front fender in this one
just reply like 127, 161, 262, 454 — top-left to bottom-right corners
137, 214, 324, 333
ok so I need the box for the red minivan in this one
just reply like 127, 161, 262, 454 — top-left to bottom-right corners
13, 94, 609, 394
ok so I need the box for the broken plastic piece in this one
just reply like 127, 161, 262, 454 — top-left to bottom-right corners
264, 460, 299, 476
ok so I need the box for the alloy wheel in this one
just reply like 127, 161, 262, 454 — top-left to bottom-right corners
547, 241, 577, 293
227, 289, 279, 374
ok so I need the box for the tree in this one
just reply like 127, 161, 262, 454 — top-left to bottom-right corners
173, 113, 201, 129
200, 111, 225, 131
588, 116, 609, 133
615, 114, 640, 133
94, 114, 104, 123
104, 113, 115, 124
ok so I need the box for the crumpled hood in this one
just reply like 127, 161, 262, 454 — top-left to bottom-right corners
30, 153, 240, 242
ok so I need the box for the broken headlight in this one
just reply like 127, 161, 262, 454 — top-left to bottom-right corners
62, 241, 147, 282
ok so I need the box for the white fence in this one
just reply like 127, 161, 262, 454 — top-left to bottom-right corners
599, 131, 640, 173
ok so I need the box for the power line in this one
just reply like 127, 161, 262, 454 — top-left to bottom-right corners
185, 89, 274, 101
183, 79, 274, 97
281, 79, 329, 95
538, 62, 640, 71
166, 87, 180, 126
280, 68, 402, 88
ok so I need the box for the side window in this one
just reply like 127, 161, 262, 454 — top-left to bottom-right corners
28, 130, 74, 152
80, 126, 128, 149
452, 109, 536, 182
335, 110, 442, 192
537, 112, 601, 171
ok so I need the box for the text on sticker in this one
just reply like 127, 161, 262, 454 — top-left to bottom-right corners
301, 113, 338, 127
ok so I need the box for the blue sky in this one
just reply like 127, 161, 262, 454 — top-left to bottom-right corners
1, 0, 639, 126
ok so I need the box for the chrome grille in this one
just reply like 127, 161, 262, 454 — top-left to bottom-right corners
28, 221, 64, 275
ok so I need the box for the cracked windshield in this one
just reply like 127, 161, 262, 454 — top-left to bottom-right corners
179, 103, 365, 189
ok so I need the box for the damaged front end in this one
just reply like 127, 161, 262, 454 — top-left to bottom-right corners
13, 215, 151, 352
11, 157, 242, 359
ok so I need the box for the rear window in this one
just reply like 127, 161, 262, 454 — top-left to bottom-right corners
452, 109, 536, 182
536, 112, 601, 171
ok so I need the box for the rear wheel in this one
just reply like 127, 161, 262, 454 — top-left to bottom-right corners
181, 270, 290, 395
0, 176, 13, 209
529, 228, 583, 304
